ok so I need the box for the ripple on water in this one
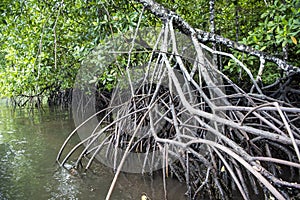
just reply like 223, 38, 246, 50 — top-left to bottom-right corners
0, 106, 188, 200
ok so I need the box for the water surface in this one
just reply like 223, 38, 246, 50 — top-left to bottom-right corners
0, 102, 186, 200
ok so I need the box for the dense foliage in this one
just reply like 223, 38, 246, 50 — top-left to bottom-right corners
0, 0, 299, 104
0, 0, 144, 101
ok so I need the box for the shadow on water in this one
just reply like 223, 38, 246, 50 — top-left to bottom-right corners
0, 100, 187, 200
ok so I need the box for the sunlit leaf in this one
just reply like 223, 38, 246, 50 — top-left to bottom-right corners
291, 36, 297, 45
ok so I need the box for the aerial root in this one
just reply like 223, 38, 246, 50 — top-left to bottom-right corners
57, 21, 300, 200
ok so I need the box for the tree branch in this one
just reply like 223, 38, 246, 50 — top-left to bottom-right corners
135, 0, 300, 74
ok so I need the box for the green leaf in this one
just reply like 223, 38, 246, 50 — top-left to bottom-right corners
260, 46, 267, 51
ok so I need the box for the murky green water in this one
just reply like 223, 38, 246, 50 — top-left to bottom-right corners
0, 101, 186, 200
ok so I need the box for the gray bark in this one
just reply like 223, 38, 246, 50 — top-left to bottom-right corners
135, 0, 300, 74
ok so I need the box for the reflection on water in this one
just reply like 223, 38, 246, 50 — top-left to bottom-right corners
0, 101, 187, 200
0, 103, 76, 200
